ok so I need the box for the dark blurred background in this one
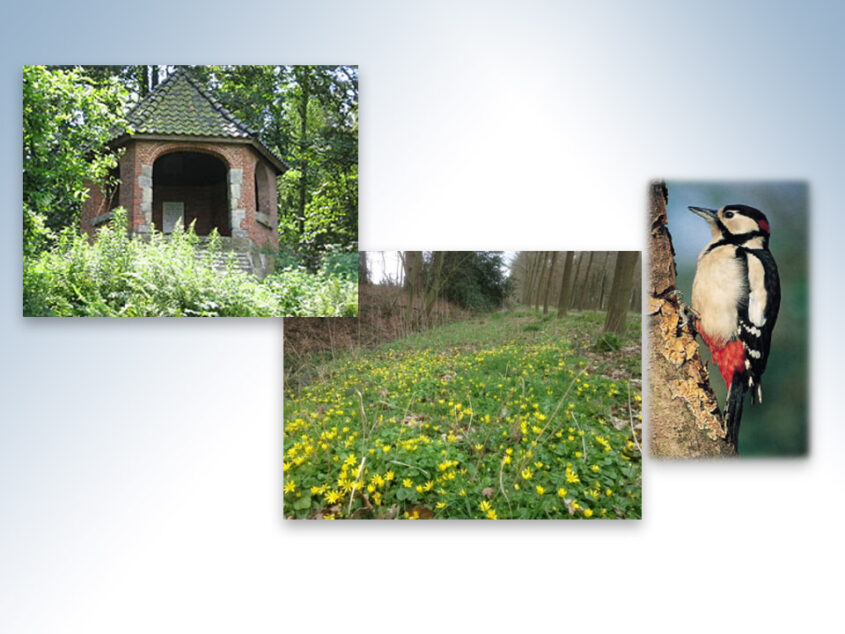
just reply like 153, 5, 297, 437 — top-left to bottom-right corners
665, 181, 808, 457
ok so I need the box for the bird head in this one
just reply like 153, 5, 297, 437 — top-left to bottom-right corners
689, 204, 771, 241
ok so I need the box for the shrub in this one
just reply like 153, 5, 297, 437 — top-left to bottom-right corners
22, 209, 358, 317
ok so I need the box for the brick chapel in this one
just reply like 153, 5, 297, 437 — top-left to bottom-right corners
80, 68, 286, 276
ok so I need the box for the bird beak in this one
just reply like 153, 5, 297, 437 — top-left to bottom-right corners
688, 206, 717, 221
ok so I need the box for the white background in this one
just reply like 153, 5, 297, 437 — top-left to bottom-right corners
2, 2, 843, 632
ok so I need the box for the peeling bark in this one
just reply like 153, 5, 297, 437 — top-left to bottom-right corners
648, 182, 736, 457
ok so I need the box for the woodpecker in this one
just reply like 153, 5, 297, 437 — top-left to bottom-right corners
688, 204, 780, 448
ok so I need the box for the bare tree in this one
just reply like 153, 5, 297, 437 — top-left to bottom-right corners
647, 182, 734, 457
541, 251, 559, 315
358, 251, 369, 285
557, 251, 574, 317
603, 251, 638, 335
532, 252, 549, 309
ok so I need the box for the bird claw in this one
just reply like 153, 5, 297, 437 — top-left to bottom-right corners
678, 302, 699, 333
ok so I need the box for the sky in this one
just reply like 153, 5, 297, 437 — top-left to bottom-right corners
365, 250, 516, 285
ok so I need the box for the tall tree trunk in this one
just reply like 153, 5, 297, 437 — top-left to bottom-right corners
523, 252, 541, 305
358, 251, 369, 285
557, 251, 574, 317
423, 251, 445, 326
403, 251, 423, 328
647, 181, 733, 456
569, 252, 584, 310
542, 251, 559, 315
576, 251, 595, 309
532, 252, 549, 309
603, 251, 638, 335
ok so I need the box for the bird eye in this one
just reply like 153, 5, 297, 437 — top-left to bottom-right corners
723, 211, 734, 219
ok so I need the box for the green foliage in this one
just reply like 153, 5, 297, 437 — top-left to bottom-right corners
283, 312, 641, 519
437, 252, 510, 312
22, 209, 358, 317
593, 332, 622, 352
23, 66, 129, 244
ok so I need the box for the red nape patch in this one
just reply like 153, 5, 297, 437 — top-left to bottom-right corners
709, 340, 746, 389
758, 218, 770, 234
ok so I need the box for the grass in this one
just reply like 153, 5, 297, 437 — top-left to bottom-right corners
283, 309, 642, 519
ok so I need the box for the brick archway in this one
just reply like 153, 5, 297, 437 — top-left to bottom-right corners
151, 151, 231, 236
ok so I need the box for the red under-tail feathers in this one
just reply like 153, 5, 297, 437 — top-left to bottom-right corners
698, 331, 745, 389
698, 328, 746, 447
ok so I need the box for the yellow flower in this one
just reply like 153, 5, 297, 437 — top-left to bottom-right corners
486, 509, 498, 520
423, 480, 434, 492
584, 508, 594, 518
521, 467, 533, 480
324, 490, 342, 504
436, 501, 447, 510
536, 485, 545, 496
385, 470, 395, 481
283, 480, 296, 494
475, 443, 484, 451
591, 465, 600, 473
480, 500, 492, 512
403, 478, 413, 488
557, 487, 567, 498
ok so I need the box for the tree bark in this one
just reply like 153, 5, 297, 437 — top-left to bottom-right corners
576, 251, 595, 309
358, 251, 369, 285
542, 251, 559, 315
647, 181, 735, 457
532, 252, 549, 309
603, 251, 638, 335
557, 251, 574, 316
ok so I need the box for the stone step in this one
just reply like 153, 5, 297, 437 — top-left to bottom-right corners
193, 247, 253, 275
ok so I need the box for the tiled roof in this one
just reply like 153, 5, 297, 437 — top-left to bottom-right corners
113, 67, 286, 172
125, 67, 255, 138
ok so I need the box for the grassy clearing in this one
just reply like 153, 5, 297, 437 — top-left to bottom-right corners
283, 309, 642, 519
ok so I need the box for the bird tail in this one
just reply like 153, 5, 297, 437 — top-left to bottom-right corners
724, 374, 746, 450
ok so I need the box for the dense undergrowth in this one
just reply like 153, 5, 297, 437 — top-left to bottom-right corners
23, 209, 358, 317
283, 310, 642, 519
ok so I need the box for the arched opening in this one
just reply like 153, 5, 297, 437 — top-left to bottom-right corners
152, 151, 230, 236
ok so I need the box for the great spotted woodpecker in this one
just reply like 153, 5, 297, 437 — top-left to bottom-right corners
688, 204, 780, 448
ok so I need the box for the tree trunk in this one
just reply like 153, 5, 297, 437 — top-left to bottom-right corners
532, 252, 548, 309
524, 252, 541, 305
557, 251, 574, 317
603, 251, 638, 335
647, 181, 734, 457
569, 252, 584, 310
542, 252, 559, 315
358, 251, 369, 285
576, 251, 595, 309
